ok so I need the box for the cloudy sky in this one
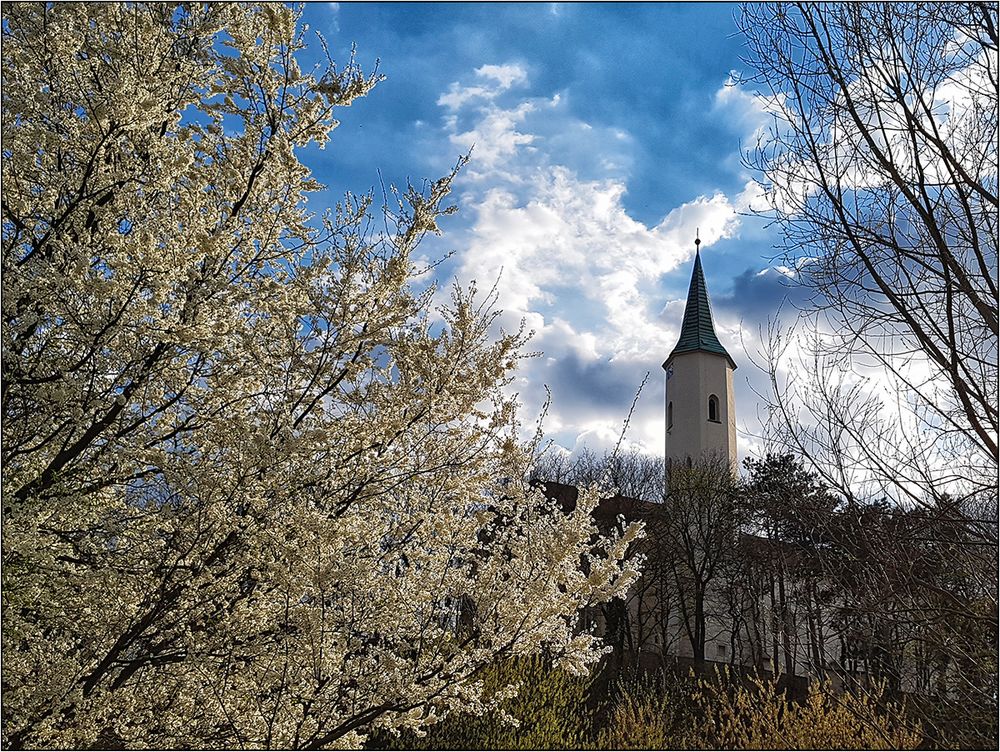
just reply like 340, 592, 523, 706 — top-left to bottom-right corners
297, 2, 807, 462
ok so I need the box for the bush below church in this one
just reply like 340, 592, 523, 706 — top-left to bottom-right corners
600, 670, 921, 750
369, 659, 922, 750
369, 655, 593, 750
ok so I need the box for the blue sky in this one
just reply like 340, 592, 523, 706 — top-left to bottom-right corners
297, 2, 806, 462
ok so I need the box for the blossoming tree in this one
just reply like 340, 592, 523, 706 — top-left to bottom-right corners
0, 4, 640, 748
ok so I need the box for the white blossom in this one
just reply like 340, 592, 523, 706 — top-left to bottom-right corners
1, 4, 639, 749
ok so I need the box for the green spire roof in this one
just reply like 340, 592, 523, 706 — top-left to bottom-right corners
665, 250, 737, 370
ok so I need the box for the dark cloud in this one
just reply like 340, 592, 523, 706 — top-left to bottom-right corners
714, 266, 814, 322
538, 350, 654, 422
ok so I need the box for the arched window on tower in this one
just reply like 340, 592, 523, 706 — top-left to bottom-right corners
708, 394, 720, 423
667, 401, 673, 430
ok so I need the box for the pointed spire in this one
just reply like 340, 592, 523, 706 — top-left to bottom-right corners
666, 237, 737, 370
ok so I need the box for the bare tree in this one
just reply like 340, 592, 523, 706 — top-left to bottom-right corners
738, 7, 997, 742
655, 456, 743, 666
531, 447, 664, 503
812, 493, 998, 749
738, 453, 997, 747
738, 2, 997, 509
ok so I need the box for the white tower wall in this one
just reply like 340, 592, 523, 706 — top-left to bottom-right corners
664, 350, 736, 467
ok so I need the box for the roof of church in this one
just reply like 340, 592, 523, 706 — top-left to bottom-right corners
665, 249, 737, 370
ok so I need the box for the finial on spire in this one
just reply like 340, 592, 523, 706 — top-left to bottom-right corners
695, 229, 701, 252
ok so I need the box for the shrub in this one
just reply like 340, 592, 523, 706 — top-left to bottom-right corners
372, 655, 594, 750
596, 668, 921, 750
691, 674, 922, 750
372, 661, 922, 751
597, 670, 700, 750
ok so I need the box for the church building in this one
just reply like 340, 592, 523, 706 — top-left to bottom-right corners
560, 239, 916, 694
535, 240, 873, 688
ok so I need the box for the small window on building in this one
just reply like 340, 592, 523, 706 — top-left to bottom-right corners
708, 394, 720, 422
667, 401, 673, 430
717, 643, 728, 659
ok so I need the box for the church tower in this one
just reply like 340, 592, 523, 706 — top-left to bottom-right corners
663, 237, 737, 468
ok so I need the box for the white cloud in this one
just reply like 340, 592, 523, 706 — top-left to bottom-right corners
475, 63, 529, 90
448, 101, 537, 170
437, 63, 528, 110
568, 423, 647, 459
437, 85, 497, 112
325, 2, 340, 33
431, 65, 759, 458
712, 72, 782, 140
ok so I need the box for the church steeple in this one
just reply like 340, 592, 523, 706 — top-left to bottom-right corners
666, 244, 737, 370
662, 235, 738, 469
